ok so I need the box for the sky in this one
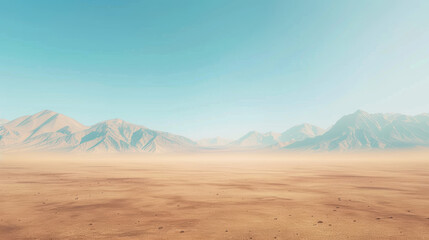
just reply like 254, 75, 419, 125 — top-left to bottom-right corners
1, 0, 428, 140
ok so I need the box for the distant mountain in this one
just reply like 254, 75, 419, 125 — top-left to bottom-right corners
230, 124, 325, 149
0, 110, 86, 148
0, 119, 9, 125
2, 109, 428, 152
229, 131, 280, 148
279, 123, 325, 142
0, 110, 197, 153
285, 110, 429, 150
197, 137, 232, 147
72, 119, 196, 153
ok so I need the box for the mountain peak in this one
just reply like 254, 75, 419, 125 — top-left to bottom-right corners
353, 109, 369, 116
279, 123, 325, 142
104, 118, 126, 124
289, 123, 313, 130
243, 131, 261, 137
35, 109, 57, 117
95, 119, 147, 130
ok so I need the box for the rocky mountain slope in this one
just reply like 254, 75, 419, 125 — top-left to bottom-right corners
0, 110, 197, 153
285, 110, 429, 150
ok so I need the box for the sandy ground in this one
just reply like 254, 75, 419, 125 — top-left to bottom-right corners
1, 151, 429, 240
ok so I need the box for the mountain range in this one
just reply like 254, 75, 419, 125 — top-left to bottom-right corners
1, 110, 428, 153
227, 123, 325, 149
197, 137, 232, 147
0, 110, 196, 153
285, 110, 429, 150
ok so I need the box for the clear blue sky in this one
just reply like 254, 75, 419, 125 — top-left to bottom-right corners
1, 0, 428, 139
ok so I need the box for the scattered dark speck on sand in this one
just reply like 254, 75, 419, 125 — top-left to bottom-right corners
225, 230, 228, 232
376, 218, 381, 220
180, 230, 184, 233
274, 218, 277, 220
89, 223, 92, 226
389, 216, 393, 219
158, 227, 163, 229
318, 221, 323, 224
329, 224, 332, 226
353, 220, 356, 222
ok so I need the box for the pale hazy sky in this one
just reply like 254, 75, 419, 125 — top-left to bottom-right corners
1, 0, 428, 139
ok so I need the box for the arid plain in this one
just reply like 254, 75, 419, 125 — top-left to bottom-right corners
1, 151, 429, 240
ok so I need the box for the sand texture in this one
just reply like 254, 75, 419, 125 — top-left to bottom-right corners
1, 151, 429, 239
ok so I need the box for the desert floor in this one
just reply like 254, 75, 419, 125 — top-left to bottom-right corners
1, 151, 429, 240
